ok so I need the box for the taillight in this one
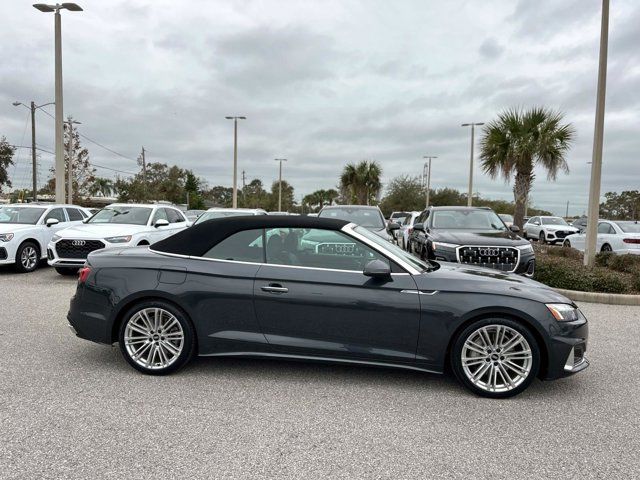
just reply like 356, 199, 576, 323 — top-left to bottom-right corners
78, 266, 91, 284
408, 228, 413, 235
623, 238, 640, 244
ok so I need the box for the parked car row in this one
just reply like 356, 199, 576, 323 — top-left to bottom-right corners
563, 220, 640, 254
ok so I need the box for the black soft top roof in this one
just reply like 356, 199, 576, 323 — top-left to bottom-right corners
153, 215, 349, 257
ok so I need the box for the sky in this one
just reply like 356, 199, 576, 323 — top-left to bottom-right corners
1, 0, 638, 215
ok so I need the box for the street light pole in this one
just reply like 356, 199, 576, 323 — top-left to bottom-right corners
584, 0, 609, 267
422, 156, 437, 208
225, 116, 246, 208
461, 122, 484, 207
12, 100, 55, 202
33, 3, 83, 204
274, 158, 287, 211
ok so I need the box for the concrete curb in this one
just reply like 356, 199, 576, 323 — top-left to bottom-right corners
553, 288, 640, 306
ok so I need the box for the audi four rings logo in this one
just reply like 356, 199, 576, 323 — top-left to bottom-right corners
71, 240, 86, 246
479, 248, 499, 256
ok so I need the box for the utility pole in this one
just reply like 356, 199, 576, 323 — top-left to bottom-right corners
65, 117, 81, 204
461, 122, 484, 206
275, 158, 287, 211
225, 116, 246, 208
33, 3, 83, 203
140, 146, 147, 201
584, 0, 609, 267
565, 201, 570, 218
422, 156, 437, 208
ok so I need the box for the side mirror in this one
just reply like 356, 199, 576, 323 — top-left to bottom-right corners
363, 259, 391, 279
509, 225, 520, 233
387, 222, 400, 233
45, 218, 59, 227
154, 219, 169, 228
413, 223, 425, 232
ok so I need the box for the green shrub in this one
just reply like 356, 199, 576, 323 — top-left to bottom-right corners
595, 252, 614, 267
607, 254, 640, 274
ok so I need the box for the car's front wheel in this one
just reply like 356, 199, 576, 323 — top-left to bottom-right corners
451, 318, 540, 398
118, 301, 196, 375
15, 241, 40, 273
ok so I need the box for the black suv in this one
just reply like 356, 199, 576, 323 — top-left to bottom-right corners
408, 206, 535, 276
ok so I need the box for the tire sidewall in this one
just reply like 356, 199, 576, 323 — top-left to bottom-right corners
118, 300, 196, 375
451, 317, 541, 399
15, 241, 39, 273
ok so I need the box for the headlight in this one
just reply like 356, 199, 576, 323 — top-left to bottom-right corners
51, 234, 61, 242
546, 303, 580, 322
0, 233, 14, 242
517, 243, 533, 253
105, 235, 132, 244
432, 242, 458, 250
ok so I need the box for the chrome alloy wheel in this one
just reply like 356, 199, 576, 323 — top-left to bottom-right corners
21, 246, 38, 270
461, 325, 533, 393
124, 308, 184, 370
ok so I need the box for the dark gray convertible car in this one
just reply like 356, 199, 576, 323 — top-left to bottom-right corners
67, 216, 588, 398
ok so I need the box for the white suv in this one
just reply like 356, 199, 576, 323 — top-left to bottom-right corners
48, 203, 188, 275
0, 203, 91, 273
523, 216, 579, 244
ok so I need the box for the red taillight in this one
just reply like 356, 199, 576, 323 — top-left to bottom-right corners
623, 238, 640, 244
78, 266, 91, 284
408, 227, 413, 235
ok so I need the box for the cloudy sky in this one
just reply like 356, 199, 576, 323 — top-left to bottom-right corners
1, 0, 638, 214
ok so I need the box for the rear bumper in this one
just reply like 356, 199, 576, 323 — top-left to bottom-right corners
67, 288, 114, 345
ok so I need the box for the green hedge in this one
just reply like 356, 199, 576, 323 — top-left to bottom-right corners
533, 246, 640, 294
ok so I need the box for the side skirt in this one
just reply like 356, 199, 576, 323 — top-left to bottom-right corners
199, 351, 443, 375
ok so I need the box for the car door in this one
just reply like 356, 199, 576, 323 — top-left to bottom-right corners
597, 222, 615, 251
253, 227, 421, 364
163, 208, 188, 236
526, 217, 540, 238
41, 207, 71, 247
148, 208, 171, 243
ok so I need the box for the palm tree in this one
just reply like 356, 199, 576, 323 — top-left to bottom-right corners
89, 177, 115, 197
479, 107, 575, 228
340, 160, 382, 205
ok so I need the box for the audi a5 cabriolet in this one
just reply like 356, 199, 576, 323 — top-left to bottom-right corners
67, 216, 589, 398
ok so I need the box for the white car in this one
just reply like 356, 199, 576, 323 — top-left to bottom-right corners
192, 208, 267, 225
523, 216, 578, 244
563, 220, 640, 255
48, 203, 188, 275
0, 203, 91, 273
398, 211, 421, 251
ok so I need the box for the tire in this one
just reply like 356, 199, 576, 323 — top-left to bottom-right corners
14, 241, 40, 273
450, 317, 540, 399
601, 244, 612, 253
118, 300, 196, 375
563, 240, 571, 248
55, 267, 79, 276
539, 232, 546, 244
137, 241, 150, 246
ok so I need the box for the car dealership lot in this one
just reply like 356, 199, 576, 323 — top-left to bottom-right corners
1, 267, 639, 479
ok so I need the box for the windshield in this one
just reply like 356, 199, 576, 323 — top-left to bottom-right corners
617, 222, 640, 233
319, 208, 385, 229
499, 214, 513, 222
353, 225, 431, 272
0, 207, 46, 225
431, 210, 506, 231
541, 217, 568, 226
88, 207, 152, 225
194, 211, 255, 225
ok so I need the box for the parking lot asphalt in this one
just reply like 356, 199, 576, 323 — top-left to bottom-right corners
1, 266, 639, 479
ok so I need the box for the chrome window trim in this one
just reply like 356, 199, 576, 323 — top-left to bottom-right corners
455, 245, 520, 273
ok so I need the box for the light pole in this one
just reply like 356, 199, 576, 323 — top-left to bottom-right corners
274, 158, 287, 211
422, 156, 437, 208
225, 116, 246, 208
33, 3, 83, 204
584, 0, 609, 267
64, 118, 81, 204
461, 122, 484, 206
12, 100, 55, 201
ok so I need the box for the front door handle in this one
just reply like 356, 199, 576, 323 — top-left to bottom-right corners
261, 284, 289, 294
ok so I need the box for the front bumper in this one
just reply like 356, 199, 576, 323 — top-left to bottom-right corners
546, 230, 578, 242
543, 312, 589, 380
0, 243, 18, 265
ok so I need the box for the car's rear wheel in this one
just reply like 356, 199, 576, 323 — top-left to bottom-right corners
451, 318, 540, 398
55, 267, 79, 276
15, 241, 40, 273
601, 244, 612, 253
118, 301, 195, 375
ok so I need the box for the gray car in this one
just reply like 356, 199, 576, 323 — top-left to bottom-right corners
317, 205, 397, 242
67, 216, 588, 398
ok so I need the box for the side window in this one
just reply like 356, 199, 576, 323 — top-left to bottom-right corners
151, 208, 168, 224
65, 208, 84, 221
203, 229, 264, 262
165, 208, 185, 224
45, 208, 66, 223
597, 223, 613, 234
530, 217, 539, 225
266, 227, 389, 271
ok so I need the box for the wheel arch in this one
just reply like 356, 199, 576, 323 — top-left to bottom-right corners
16, 237, 43, 259
444, 308, 549, 380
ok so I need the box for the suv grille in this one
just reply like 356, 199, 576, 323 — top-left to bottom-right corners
554, 230, 572, 239
457, 246, 519, 272
56, 239, 105, 259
